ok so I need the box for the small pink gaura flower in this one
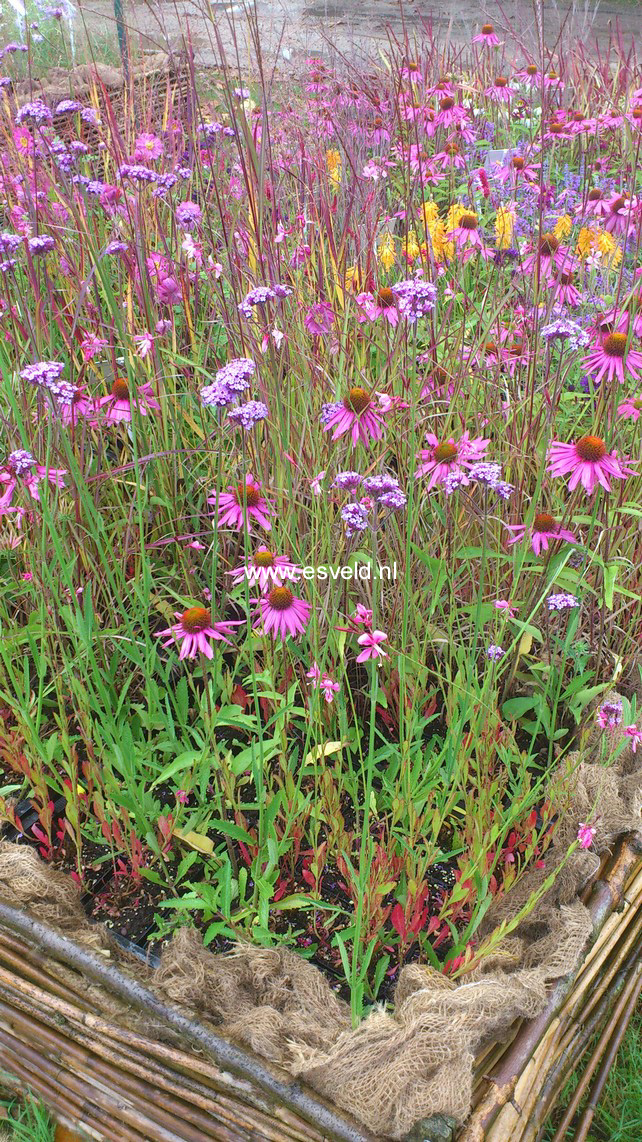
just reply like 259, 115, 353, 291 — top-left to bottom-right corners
306, 662, 340, 702
320, 675, 340, 703
356, 629, 389, 663
577, 822, 596, 850
310, 470, 326, 496
493, 599, 518, 617
134, 332, 155, 359
351, 604, 373, 628
624, 725, 642, 753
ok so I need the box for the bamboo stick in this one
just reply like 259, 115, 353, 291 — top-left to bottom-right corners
0, 1054, 141, 1142
521, 953, 641, 1140
0, 905, 379, 1142
460, 839, 642, 1141
0, 1001, 226, 1142
547, 961, 642, 1142
491, 916, 642, 1141
0, 973, 282, 1118
0, 1022, 192, 1142
568, 964, 642, 1142
0, 985, 321, 1142
552, 896, 642, 1056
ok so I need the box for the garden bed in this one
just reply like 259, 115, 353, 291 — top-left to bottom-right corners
0, 837, 639, 1142
0, 696, 641, 1142
1, 5, 642, 1142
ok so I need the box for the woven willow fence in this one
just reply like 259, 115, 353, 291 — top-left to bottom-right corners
0, 833, 639, 1142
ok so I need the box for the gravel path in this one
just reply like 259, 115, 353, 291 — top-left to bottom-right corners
75, 0, 639, 69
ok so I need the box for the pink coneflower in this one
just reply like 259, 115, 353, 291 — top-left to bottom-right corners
544, 120, 573, 142
515, 63, 542, 86
447, 214, 482, 252
427, 78, 456, 99
321, 387, 386, 447
356, 630, 389, 663
228, 546, 300, 591
433, 141, 466, 170
505, 512, 577, 554
622, 296, 642, 339
575, 187, 610, 218
0, 450, 66, 514
435, 97, 468, 130
368, 115, 391, 144
496, 154, 539, 185
547, 435, 634, 494
157, 606, 239, 660
356, 288, 399, 327
58, 386, 95, 427
521, 233, 572, 276
134, 132, 163, 162
617, 395, 642, 423
550, 268, 581, 307
583, 333, 642, 386
255, 586, 311, 641
211, 474, 273, 533
473, 23, 501, 46
485, 77, 515, 102
400, 58, 423, 84
415, 432, 490, 489
603, 193, 637, 237
97, 378, 161, 424
305, 60, 328, 93
543, 69, 565, 91
398, 94, 428, 125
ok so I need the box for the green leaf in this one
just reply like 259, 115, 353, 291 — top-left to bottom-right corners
603, 563, 618, 610
209, 817, 255, 844
150, 751, 202, 788
502, 696, 537, 720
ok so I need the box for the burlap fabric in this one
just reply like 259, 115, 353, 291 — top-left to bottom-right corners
0, 693, 640, 1139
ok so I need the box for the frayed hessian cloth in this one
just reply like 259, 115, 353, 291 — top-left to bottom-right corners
0, 694, 641, 1139
10, 54, 174, 106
